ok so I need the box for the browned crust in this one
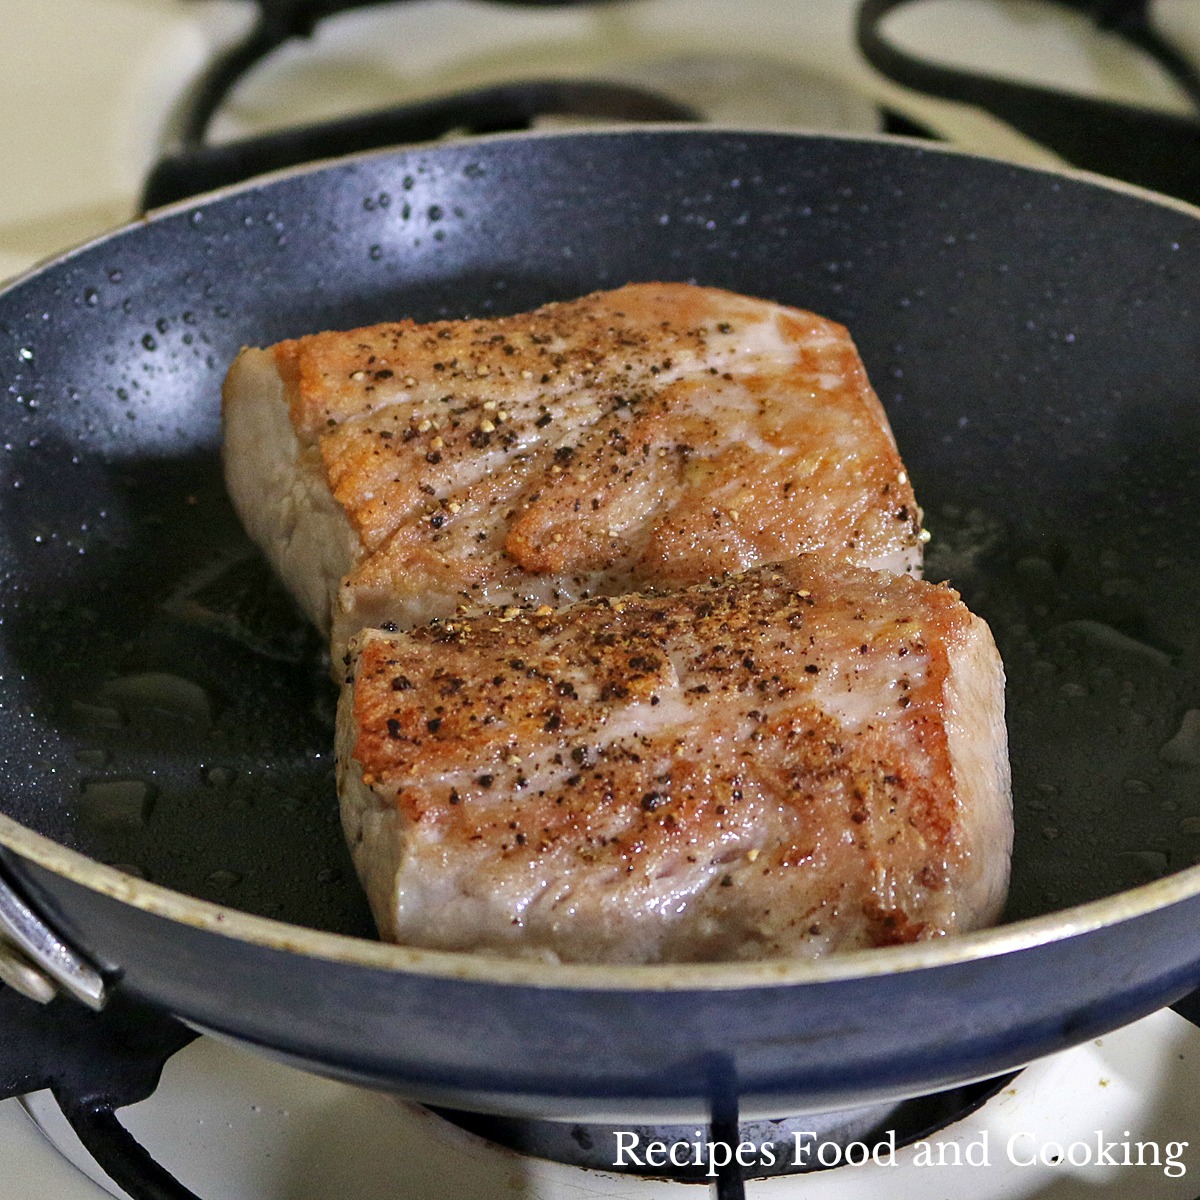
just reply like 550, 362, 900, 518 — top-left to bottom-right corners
267, 283, 923, 621
347, 558, 976, 950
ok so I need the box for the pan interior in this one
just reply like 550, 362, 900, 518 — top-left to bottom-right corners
0, 129, 1197, 939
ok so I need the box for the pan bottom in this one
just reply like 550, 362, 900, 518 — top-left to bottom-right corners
11, 453, 1198, 940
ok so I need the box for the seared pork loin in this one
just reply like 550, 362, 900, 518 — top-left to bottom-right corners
222, 283, 925, 667
224, 282, 1011, 961
336, 558, 1011, 963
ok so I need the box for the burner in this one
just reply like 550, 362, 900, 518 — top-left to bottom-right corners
432, 1073, 1017, 1183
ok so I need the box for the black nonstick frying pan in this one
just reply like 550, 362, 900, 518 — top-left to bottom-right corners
0, 128, 1198, 1130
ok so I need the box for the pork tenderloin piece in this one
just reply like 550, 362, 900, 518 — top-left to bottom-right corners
222, 283, 925, 666
336, 557, 1011, 963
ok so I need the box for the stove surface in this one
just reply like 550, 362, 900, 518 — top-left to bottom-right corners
3, 1, 1200, 1198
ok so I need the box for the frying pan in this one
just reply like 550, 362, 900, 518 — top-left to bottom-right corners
0, 128, 1198, 1124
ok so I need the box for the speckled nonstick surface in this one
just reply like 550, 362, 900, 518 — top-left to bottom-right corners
0, 129, 1197, 1118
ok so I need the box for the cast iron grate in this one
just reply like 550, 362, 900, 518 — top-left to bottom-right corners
141, 0, 1200, 211
858, 0, 1200, 204
140, 0, 701, 211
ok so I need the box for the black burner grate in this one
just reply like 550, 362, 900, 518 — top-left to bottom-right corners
141, 0, 700, 211
858, 0, 1200, 204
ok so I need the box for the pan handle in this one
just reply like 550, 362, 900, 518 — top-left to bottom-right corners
0, 859, 106, 1010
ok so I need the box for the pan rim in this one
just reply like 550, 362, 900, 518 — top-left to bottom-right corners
4, 123, 1200, 292
5, 811, 1200, 991
3, 126, 1199, 994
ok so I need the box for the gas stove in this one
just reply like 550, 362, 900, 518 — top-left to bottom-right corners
3, 2, 1200, 1198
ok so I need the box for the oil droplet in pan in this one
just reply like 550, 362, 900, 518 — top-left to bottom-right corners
1117, 850, 1169, 880
79, 779, 156, 830
100, 672, 212, 730
71, 700, 122, 729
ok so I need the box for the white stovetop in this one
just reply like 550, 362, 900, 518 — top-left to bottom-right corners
3, 1, 1200, 1197
2, 0, 1199, 284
